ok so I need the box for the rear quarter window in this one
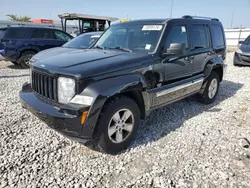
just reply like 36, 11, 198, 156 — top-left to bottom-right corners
5, 28, 30, 39
0, 29, 6, 39
210, 25, 225, 48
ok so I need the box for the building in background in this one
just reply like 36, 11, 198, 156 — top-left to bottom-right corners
31, 19, 54, 24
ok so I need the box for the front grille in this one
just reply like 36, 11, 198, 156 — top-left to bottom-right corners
31, 71, 58, 101
240, 54, 250, 63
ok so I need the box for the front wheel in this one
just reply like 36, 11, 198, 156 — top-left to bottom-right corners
18, 51, 36, 68
198, 71, 220, 104
93, 96, 140, 154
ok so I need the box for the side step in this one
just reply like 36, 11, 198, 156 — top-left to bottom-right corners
148, 74, 204, 108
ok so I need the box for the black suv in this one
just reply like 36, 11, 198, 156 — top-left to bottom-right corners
0, 26, 73, 67
20, 16, 227, 154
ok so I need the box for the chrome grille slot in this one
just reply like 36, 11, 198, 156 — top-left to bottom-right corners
31, 71, 58, 101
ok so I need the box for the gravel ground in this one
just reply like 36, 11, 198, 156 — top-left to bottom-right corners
1, 53, 250, 188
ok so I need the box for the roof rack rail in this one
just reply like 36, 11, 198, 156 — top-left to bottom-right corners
182, 15, 219, 21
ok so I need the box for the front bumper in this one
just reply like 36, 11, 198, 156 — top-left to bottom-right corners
234, 52, 250, 66
19, 83, 93, 142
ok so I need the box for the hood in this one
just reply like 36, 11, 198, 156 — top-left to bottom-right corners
32, 47, 84, 61
239, 44, 250, 56
33, 49, 154, 79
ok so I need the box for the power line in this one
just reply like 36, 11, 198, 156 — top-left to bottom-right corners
230, 12, 234, 28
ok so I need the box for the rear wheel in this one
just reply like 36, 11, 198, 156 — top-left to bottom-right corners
18, 51, 36, 68
92, 96, 140, 154
198, 71, 220, 104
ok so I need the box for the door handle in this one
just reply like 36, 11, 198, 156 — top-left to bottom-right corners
207, 51, 215, 55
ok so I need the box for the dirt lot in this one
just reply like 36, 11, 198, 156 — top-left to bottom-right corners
0, 53, 250, 188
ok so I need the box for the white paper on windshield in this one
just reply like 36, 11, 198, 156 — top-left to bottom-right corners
142, 25, 162, 31
145, 44, 151, 50
181, 26, 186, 32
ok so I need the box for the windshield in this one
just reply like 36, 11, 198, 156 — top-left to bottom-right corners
62, 34, 98, 49
244, 36, 250, 45
94, 24, 164, 53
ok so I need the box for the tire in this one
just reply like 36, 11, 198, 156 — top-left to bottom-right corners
92, 95, 140, 154
10, 61, 18, 65
198, 71, 220, 104
18, 51, 36, 68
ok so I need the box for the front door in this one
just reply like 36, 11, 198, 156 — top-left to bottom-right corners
162, 25, 193, 82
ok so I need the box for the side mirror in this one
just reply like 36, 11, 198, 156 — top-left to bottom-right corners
166, 43, 185, 56
239, 41, 244, 45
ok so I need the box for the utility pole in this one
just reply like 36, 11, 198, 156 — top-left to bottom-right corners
170, 0, 174, 18
230, 12, 234, 28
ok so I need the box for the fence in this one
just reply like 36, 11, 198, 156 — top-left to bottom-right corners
224, 28, 250, 47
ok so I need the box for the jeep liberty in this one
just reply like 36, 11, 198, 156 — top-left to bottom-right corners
20, 15, 227, 154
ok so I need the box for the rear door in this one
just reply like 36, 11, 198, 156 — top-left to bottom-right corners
1, 28, 31, 58
189, 24, 212, 75
31, 28, 58, 50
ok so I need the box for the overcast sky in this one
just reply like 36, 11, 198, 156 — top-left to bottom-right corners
1, 0, 250, 28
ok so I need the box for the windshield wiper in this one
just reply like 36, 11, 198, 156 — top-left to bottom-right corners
109, 46, 132, 52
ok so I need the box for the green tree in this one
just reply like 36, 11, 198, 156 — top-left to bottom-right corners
6, 14, 31, 22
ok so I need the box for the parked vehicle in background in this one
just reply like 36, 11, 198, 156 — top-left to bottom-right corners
70, 30, 80, 37
29, 31, 102, 65
58, 13, 118, 35
20, 15, 227, 154
70, 28, 96, 37
0, 26, 73, 67
234, 35, 250, 66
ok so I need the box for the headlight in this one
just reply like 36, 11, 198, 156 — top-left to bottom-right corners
236, 48, 242, 54
58, 77, 75, 104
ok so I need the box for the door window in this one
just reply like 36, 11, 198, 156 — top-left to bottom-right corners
54, 31, 71, 41
190, 25, 210, 49
165, 25, 188, 48
5, 28, 29, 39
32, 29, 54, 39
